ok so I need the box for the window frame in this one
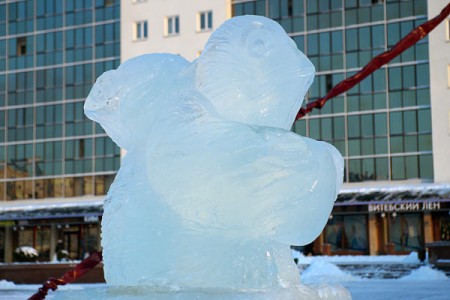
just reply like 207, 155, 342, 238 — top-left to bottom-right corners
16, 37, 27, 56
197, 10, 213, 32
134, 20, 148, 41
164, 15, 180, 36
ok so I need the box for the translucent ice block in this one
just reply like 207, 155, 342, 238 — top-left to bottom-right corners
84, 15, 346, 298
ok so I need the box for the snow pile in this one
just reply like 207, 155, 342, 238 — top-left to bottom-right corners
14, 246, 39, 262
15, 246, 38, 257
399, 266, 448, 281
301, 261, 361, 284
0, 280, 15, 289
401, 251, 420, 264
292, 250, 306, 262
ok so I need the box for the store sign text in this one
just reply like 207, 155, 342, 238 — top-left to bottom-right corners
84, 215, 99, 223
368, 202, 441, 213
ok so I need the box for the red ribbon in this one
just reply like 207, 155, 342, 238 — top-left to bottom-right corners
28, 251, 103, 300
295, 3, 450, 120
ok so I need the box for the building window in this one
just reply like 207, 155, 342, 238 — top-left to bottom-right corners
287, 0, 293, 16
104, 0, 114, 6
325, 74, 333, 92
165, 16, 180, 36
389, 213, 423, 252
17, 37, 27, 56
198, 11, 213, 31
134, 21, 148, 40
324, 215, 368, 253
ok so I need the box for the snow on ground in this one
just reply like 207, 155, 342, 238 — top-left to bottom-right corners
300, 261, 361, 284
293, 250, 421, 264
0, 280, 16, 289
1, 254, 448, 300
294, 252, 449, 299
343, 280, 450, 300
399, 265, 449, 281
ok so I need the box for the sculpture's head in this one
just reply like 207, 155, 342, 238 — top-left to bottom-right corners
194, 15, 315, 130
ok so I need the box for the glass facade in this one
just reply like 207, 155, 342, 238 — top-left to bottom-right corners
9, 221, 100, 262
0, 0, 121, 201
389, 213, 423, 252
324, 214, 368, 253
232, 0, 433, 183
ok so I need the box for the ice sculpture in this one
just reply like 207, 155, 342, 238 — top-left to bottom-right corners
84, 15, 347, 298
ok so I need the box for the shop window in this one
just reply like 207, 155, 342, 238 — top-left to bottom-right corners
439, 214, 450, 241
389, 213, 423, 252
0, 228, 4, 262
83, 224, 100, 255
35, 226, 51, 261
13, 226, 44, 262
48, 224, 90, 261
60, 225, 81, 260
324, 215, 368, 253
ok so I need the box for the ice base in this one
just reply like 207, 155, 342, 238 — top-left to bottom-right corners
53, 284, 352, 299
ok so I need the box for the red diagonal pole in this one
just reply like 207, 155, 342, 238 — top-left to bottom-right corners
296, 3, 450, 120
28, 251, 103, 300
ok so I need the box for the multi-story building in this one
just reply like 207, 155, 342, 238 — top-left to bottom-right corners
121, 0, 231, 62
232, 0, 450, 256
0, 0, 231, 265
0, 0, 121, 262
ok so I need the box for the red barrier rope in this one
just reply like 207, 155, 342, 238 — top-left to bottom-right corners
295, 3, 450, 120
28, 251, 103, 300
